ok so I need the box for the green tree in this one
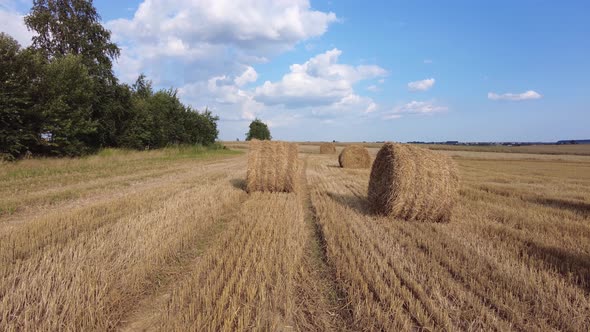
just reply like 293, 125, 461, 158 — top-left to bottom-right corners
0, 33, 44, 160
246, 118, 271, 141
36, 55, 97, 156
25, 0, 128, 150
24, 0, 120, 82
118, 75, 220, 150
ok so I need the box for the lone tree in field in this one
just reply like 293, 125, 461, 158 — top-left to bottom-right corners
246, 119, 271, 141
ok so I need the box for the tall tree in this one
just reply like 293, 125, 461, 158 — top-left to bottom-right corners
246, 119, 271, 141
25, 0, 126, 149
24, 0, 120, 82
0, 33, 44, 160
36, 55, 97, 156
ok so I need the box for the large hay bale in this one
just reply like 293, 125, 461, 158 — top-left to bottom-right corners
246, 140, 299, 193
319, 142, 336, 154
338, 145, 371, 169
368, 143, 459, 222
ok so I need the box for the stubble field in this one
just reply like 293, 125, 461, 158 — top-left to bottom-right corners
1, 143, 589, 331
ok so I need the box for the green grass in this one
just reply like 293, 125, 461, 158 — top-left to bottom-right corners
1, 144, 241, 180
0, 144, 243, 217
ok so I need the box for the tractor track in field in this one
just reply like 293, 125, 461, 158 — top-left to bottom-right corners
296, 155, 355, 331
117, 192, 249, 332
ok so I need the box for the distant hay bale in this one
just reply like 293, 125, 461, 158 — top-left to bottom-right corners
368, 143, 459, 222
319, 143, 336, 154
246, 140, 299, 193
338, 145, 371, 169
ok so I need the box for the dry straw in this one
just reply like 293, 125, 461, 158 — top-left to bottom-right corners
368, 143, 459, 222
246, 140, 299, 193
338, 145, 371, 169
319, 142, 337, 154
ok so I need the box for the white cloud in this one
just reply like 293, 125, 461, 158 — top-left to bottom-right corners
423, 59, 433, 64
382, 100, 448, 120
395, 100, 447, 114
0, 6, 34, 47
234, 66, 258, 86
408, 78, 435, 92
488, 90, 542, 101
178, 48, 384, 131
107, 0, 337, 84
365, 101, 377, 113
367, 85, 380, 92
384, 114, 402, 120
104, 0, 347, 138
179, 74, 264, 121
254, 48, 387, 107
109, 0, 336, 48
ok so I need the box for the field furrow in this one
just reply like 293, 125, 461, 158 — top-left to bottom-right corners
2, 145, 589, 331
306, 153, 590, 331
153, 158, 341, 331
0, 157, 247, 331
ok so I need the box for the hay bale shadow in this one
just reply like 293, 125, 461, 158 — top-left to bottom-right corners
529, 197, 590, 216
525, 241, 590, 293
327, 192, 369, 215
230, 178, 247, 191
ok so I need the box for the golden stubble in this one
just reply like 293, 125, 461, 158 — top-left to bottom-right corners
1, 146, 589, 331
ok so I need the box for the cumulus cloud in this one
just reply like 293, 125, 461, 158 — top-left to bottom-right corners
104, 0, 346, 138
408, 78, 435, 92
107, 0, 337, 84
0, 6, 34, 47
110, 0, 336, 49
234, 66, 258, 86
254, 48, 387, 107
177, 48, 385, 132
488, 90, 542, 101
179, 74, 264, 121
104, 0, 393, 139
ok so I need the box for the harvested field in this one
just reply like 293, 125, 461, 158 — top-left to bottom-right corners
307, 151, 590, 331
1, 145, 589, 331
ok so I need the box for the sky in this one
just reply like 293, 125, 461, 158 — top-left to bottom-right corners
1, 0, 589, 142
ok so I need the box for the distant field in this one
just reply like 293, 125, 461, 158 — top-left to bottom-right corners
1, 144, 589, 330
420, 143, 590, 155
224, 141, 590, 156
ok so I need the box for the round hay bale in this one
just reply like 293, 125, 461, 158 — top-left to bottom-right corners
319, 142, 336, 154
246, 140, 299, 193
338, 145, 371, 169
368, 143, 459, 222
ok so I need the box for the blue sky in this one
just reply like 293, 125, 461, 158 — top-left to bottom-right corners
1, 0, 588, 142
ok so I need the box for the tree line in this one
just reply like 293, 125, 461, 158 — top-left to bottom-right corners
0, 0, 219, 160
